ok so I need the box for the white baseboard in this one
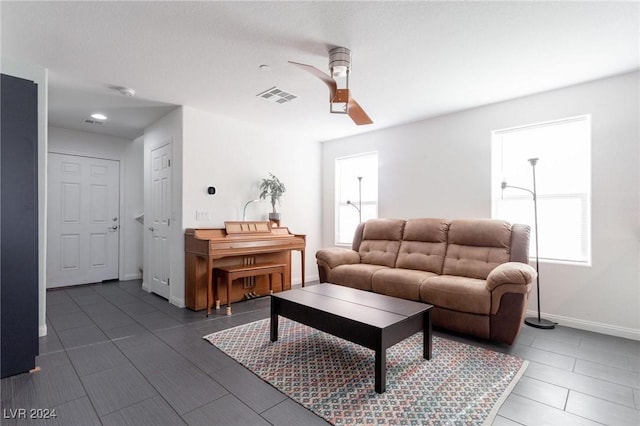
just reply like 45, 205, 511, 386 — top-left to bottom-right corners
296, 273, 319, 285
39, 323, 47, 337
527, 310, 640, 341
123, 272, 142, 281
170, 296, 185, 308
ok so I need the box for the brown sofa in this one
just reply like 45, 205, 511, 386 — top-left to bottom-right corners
316, 218, 536, 345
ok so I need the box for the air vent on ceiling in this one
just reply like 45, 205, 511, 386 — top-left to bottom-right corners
256, 86, 299, 104
83, 119, 105, 126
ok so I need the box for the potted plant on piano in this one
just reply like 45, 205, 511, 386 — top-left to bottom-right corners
259, 172, 286, 224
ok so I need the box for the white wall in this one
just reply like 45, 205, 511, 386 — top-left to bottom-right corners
321, 72, 640, 340
125, 135, 144, 280
48, 126, 144, 283
142, 107, 321, 307
181, 106, 322, 286
1, 59, 49, 336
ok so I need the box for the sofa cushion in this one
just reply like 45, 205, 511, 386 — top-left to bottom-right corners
359, 240, 401, 267
396, 218, 449, 273
328, 264, 388, 291
442, 219, 511, 280
362, 218, 405, 240
420, 275, 491, 315
358, 218, 405, 267
372, 268, 436, 301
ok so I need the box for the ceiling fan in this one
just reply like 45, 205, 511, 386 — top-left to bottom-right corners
289, 47, 373, 126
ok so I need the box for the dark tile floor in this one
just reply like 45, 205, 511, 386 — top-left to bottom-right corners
1, 279, 638, 425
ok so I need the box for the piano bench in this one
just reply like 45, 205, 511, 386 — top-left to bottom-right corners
210, 262, 287, 316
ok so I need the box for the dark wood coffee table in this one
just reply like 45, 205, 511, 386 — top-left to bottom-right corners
270, 283, 433, 393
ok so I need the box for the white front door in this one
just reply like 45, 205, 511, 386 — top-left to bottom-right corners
47, 153, 120, 288
149, 143, 171, 299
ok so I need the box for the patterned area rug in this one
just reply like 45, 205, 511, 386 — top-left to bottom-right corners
204, 318, 527, 425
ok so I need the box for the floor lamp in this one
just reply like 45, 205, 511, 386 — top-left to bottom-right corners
347, 176, 363, 223
501, 158, 556, 329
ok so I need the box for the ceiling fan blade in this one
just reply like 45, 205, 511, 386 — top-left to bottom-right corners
288, 61, 337, 96
289, 60, 371, 125
347, 97, 373, 125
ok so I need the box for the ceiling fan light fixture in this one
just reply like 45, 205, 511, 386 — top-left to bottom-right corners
329, 47, 351, 79
289, 46, 372, 126
331, 65, 348, 79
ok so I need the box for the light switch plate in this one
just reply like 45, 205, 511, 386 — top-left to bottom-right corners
196, 210, 209, 221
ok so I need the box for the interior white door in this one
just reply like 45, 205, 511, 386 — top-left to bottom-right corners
149, 143, 171, 299
47, 153, 120, 288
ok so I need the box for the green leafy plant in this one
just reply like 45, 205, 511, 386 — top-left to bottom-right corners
259, 173, 286, 213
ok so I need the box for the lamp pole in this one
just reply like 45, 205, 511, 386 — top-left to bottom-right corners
357, 176, 362, 223
502, 158, 556, 329
347, 176, 363, 223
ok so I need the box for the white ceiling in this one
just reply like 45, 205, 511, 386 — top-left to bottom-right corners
1, 1, 638, 141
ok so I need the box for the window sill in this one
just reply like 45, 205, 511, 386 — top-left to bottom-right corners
532, 258, 592, 267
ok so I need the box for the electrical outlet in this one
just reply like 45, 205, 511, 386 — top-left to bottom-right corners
196, 210, 209, 221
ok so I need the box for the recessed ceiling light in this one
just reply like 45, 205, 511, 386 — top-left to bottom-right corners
119, 87, 136, 97
91, 113, 107, 120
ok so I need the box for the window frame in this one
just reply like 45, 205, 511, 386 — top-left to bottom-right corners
491, 115, 592, 265
334, 151, 378, 246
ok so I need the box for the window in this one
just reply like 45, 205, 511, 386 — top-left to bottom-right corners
335, 152, 378, 245
492, 115, 591, 264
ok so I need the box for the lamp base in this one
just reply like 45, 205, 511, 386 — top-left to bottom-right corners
525, 317, 556, 329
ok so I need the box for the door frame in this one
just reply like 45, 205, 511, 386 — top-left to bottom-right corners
47, 149, 126, 283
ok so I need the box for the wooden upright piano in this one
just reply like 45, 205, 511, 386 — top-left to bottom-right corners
184, 222, 305, 311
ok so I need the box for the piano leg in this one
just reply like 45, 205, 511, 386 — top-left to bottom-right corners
207, 262, 213, 317
301, 249, 306, 288
226, 274, 232, 315
213, 272, 220, 311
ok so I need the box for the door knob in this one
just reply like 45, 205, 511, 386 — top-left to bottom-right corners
112, 217, 118, 222
111, 225, 118, 230
148, 226, 155, 232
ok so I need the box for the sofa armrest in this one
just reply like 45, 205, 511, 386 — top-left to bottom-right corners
316, 247, 361, 269
486, 262, 537, 291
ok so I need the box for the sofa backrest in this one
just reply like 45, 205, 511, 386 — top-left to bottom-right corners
442, 219, 512, 279
358, 219, 405, 267
509, 223, 531, 263
396, 218, 449, 274
351, 222, 366, 251
350, 217, 530, 275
